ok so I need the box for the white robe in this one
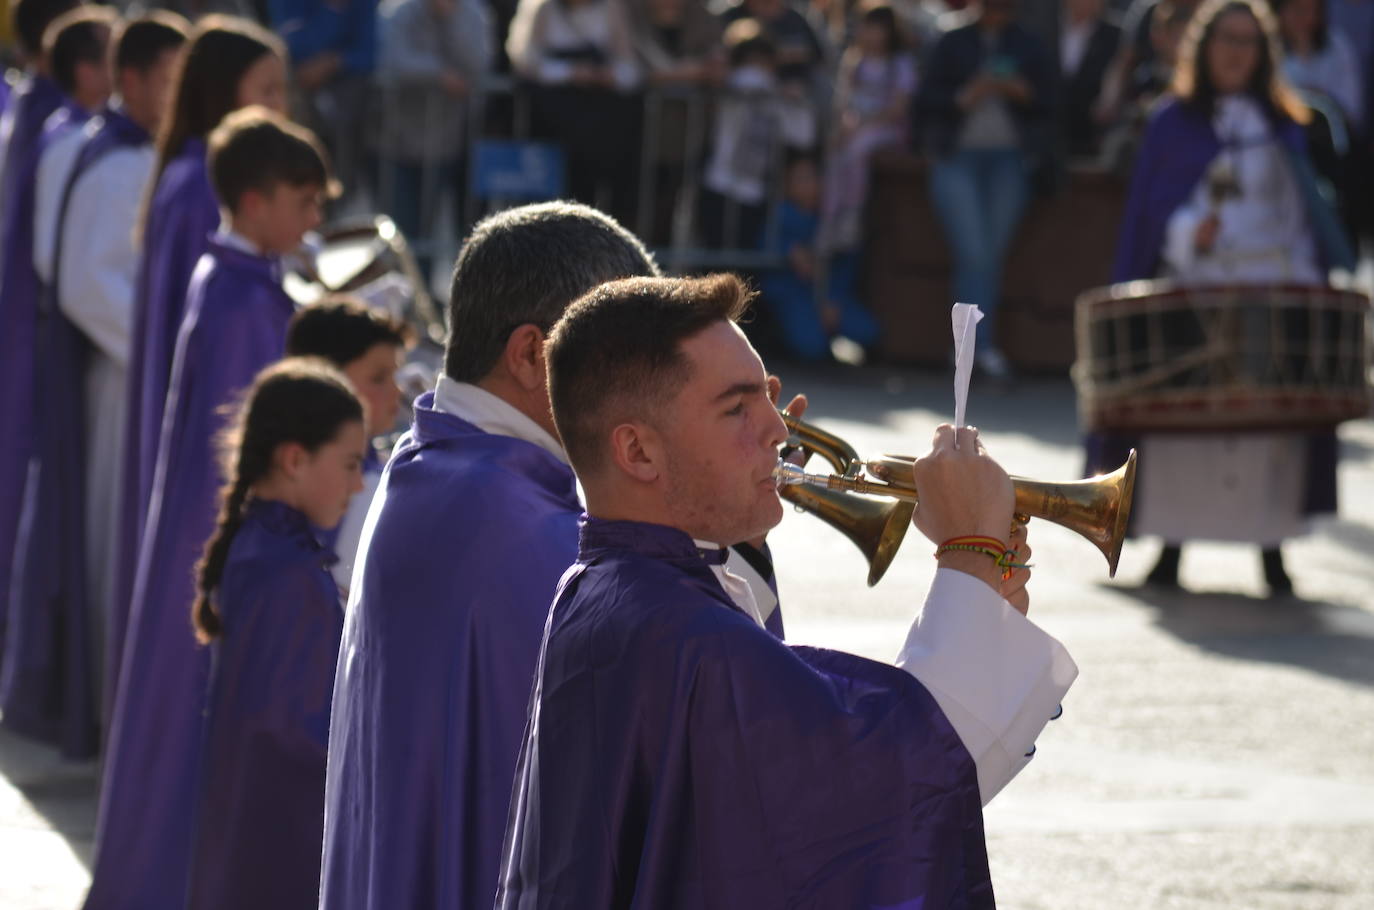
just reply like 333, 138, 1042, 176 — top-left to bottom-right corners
53, 138, 156, 675
1146, 95, 1321, 543
32, 120, 86, 287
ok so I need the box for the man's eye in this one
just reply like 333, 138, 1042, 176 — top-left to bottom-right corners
725, 402, 745, 416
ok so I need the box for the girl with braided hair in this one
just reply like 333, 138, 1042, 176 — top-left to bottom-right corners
185, 357, 366, 910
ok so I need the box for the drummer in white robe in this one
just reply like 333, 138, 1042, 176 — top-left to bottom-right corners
1118, 0, 1357, 594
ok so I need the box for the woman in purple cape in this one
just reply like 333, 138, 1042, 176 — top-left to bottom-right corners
1088, 0, 1355, 594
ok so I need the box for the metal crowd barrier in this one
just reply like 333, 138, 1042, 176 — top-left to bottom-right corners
367, 77, 796, 278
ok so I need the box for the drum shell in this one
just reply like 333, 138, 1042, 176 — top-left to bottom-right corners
1074, 281, 1372, 432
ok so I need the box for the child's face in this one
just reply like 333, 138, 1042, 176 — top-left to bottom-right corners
236, 53, 288, 115
247, 182, 325, 254
294, 420, 368, 530
786, 161, 820, 212
343, 342, 403, 438
857, 21, 890, 56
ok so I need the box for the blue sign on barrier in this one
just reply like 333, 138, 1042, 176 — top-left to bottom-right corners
471, 140, 566, 201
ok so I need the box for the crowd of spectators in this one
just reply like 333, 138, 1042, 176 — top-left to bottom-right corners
6, 0, 1370, 366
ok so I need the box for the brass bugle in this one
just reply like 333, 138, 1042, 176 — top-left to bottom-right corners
776, 411, 1137, 583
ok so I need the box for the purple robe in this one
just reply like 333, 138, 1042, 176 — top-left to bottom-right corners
0, 76, 70, 662
85, 239, 294, 910
1090, 97, 1351, 517
497, 517, 993, 909
107, 137, 218, 725
0, 108, 149, 759
186, 499, 342, 910
319, 394, 581, 910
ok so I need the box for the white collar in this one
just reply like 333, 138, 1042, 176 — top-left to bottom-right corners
215, 226, 263, 256
693, 538, 769, 629
432, 374, 570, 465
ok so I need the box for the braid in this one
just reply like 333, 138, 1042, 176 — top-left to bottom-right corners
193, 473, 254, 643
190, 356, 364, 644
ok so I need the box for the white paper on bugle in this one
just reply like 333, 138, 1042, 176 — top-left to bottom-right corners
951, 303, 983, 448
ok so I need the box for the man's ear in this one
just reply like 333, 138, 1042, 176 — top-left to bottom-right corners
502, 324, 547, 392
608, 422, 662, 484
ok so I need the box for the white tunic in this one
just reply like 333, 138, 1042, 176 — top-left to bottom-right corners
432, 375, 1075, 803
32, 119, 86, 287
1148, 95, 1321, 543
54, 135, 157, 665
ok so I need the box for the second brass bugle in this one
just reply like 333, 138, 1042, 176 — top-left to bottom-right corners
775, 412, 1136, 581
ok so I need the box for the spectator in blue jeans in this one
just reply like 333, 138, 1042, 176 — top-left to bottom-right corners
914, 0, 1053, 378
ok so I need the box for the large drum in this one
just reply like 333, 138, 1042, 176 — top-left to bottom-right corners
1074, 281, 1372, 431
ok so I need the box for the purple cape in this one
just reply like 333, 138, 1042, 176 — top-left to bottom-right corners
497, 517, 993, 909
86, 239, 294, 910
1111, 97, 1354, 283
0, 76, 70, 662
107, 137, 218, 725
0, 107, 148, 758
319, 394, 581, 910
186, 499, 342, 910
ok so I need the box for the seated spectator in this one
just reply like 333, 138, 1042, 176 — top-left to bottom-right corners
506, 0, 643, 222
1058, 0, 1121, 158
760, 152, 879, 360
700, 18, 816, 249
720, 0, 827, 91
820, 1, 915, 253
1275, 0, 1364, 123
373, 0, 491, 278
913, 0, 1054, 379
268, 0, 376, 199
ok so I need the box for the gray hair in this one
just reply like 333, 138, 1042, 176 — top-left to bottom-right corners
443, 201, 660, 383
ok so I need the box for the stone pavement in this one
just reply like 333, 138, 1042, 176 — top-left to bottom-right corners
2, 369, 1372, 908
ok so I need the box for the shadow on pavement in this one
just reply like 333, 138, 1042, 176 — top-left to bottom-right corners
1109, 582, 1374, 689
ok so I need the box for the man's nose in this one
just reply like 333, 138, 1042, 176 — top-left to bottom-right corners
764, 404, 789, 450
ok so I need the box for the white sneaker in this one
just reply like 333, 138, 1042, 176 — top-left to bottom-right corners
976, 348, 1011, 379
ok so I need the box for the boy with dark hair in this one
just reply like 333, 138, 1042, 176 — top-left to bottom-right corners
1, 11, 189, 761
33, 6, 118, 292
96, 106, 334, 909
499, 273, 1076, 906
286, 296, 412, 592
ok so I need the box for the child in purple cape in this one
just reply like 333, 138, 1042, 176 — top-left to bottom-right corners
108, 14, 287, 726
284, 298, 412, 595
185, 359, 366, 910
87, 108, 334, 910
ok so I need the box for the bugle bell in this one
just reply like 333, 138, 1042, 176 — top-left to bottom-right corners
775, 411, 1136, 585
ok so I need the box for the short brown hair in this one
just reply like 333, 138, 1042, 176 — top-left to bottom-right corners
547, 274, 752, 475
207, 106, 338, 214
